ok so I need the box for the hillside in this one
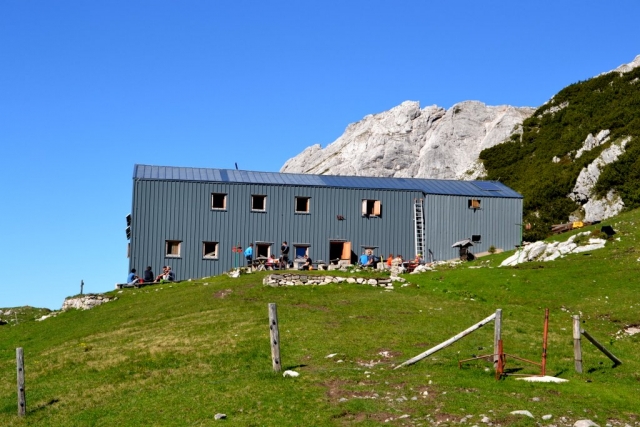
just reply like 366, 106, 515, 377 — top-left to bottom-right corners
1, 208, 639, 426
480, 64, 640, 241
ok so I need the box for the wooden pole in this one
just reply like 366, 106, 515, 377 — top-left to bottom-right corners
581, 329, 622, 367
395, 312, 497, 369
493, 309, 502, 369
80, 280, 84, 295
541, 308, 549, 376
16, 348, 26, 417
573, 315, 583, 373
268, 303, 282, 372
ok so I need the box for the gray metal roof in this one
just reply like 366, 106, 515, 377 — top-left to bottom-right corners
133, 164, 522, 199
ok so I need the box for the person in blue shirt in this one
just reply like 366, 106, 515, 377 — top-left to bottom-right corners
359, 251, 371, 267
127, 269, 140, 285
244, 243, 254, 266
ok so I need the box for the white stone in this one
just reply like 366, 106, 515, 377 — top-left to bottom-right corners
575, 130, 610, 159
573, 420, 600, 427
527, 243, 547, 261
542, 414, 553, 420
515, 376, 568, 383
510, 410, 534, 418
62, 295, 112, 311
282, 370, 299, 378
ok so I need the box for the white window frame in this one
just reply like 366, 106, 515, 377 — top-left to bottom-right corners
165, 240, 182, 258
211, 193, 227, 210
203, 241, 219, 259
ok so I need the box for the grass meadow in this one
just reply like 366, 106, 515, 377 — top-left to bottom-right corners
1, 210, 639, 426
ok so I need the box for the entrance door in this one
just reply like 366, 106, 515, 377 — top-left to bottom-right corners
329, 240, 352, 263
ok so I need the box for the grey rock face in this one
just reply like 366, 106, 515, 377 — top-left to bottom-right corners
62, 294, 113, 311
281, 100, 535, 180
568, 136, 630, 222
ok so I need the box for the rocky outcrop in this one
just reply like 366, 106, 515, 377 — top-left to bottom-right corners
568, 136, 630, 222
603, 54, 640, 75
281, 101, 535, 180
500, 232, 607, 267
62, 294, 114, 311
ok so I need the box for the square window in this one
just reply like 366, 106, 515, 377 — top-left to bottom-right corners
295, 196, 310, 213
203, 241, 219, 259
362, 199, 382, 217
165, 240, 182, 258
252, 195, 266, 211
294, 245, 309, 258
468, 199, 481, 209
211, 193, 227, 210
256, 242, 271, 258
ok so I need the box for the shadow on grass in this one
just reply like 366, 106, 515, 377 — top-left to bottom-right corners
31, 398, 60, 414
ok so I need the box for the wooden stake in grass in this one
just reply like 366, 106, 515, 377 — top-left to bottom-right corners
573, 315, 583, 373
268, 303, 282, 372
581, 328, 622, 367
395, 312, 497, 369
493, 309, 502, 369
16, 348, 26, 417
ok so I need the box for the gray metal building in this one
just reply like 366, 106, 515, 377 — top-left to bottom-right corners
127, 164, 523, 280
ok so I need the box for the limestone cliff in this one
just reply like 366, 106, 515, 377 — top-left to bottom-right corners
281, 101, 535, 180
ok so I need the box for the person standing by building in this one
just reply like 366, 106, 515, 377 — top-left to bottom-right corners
244, 243, 254, 267
280, 241, 289, 269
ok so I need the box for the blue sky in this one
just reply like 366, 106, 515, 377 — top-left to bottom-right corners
2, 1, 639, 309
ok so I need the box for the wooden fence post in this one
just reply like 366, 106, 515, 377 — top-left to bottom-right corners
573, 315, 582, 373
493, 309, 502, 369
16, 348, 26, 416
268, 303, 282, 372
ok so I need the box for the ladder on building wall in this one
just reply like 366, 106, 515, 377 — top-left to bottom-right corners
414, 198, 425, 258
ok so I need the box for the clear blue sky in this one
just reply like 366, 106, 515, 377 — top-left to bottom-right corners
2, 1, 638, 309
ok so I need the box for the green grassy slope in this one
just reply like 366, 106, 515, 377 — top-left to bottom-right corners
480, 66, 640, 241
2, 211, 640, 426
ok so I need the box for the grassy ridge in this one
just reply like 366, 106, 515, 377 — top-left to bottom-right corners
2, 211, 640, 426
480, 66, 640, 241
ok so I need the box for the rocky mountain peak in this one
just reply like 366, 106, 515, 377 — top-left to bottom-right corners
281, 100, 535, 180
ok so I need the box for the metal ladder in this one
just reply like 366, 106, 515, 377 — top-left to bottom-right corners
414, 198, 425, 258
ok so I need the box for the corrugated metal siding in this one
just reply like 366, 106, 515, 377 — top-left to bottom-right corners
133, 164, 523, 199
423, 194, 523, 261
130, 180, 426, 279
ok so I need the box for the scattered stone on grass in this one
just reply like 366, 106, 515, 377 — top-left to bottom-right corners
574, 420, 599, 427
515, 375, 569, 383
282, 370, 299, 378
510, 410, 534, 418
214, 413, 226, 420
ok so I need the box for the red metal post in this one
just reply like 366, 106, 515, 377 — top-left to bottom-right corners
496, 339, 504, 380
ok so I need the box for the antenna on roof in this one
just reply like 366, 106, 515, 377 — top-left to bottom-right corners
235, 162, 238, 170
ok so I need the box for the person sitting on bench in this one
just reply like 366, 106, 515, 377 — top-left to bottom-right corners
143, 266, 154, 283
155, 266, 168, 282
300, 254, 313, 270
127, 269, 141, 286
164, 266, 175, 281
